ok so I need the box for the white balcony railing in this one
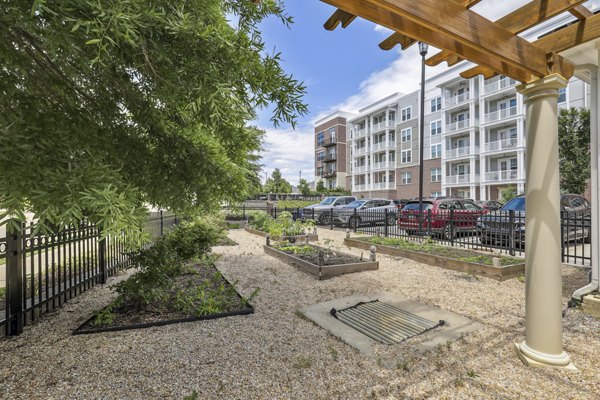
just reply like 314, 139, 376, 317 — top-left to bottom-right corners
372, 182, 395, 190
354, 165, 368, 173
354, 184, 367, 191
484, 138, 519, 153
445, 146, 480, 159
445, 92, 471, 108
445, 174, 480, 185
355, 128, 367, 138
484, 78, 517, 95
445, 119, 473, 133
355, 146, 368, 156
371, 140, 395, 152
484, 106, 518, 123
372, 161, 395, 170
371, 121, 394, 132
484, 170, 519, 182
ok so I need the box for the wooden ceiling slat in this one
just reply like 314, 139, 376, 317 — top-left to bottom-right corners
378, 32, 416, 50
323, 9, 357, 30
569, 5, 593, 19
426, 0, 587, 67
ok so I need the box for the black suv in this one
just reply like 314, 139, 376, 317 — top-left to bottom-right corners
477, 194, 591, 247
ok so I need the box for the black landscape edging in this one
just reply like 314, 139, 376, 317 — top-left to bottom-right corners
73, 306, 254, 335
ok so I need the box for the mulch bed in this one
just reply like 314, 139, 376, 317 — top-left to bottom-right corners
74, 263, 252, 334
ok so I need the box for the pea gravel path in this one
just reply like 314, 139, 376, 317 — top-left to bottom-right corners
1, 228, 600, 399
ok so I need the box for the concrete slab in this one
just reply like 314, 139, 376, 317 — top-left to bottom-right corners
302, 292, 482, 363
582, 293, 600, 319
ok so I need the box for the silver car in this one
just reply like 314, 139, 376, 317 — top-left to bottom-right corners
303, 196, 356, 224
333, 199, 397, 228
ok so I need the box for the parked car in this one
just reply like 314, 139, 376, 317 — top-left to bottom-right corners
477, 194, 591, 247
398, 198, 486, 239
333, 199, 397, 228
476, 200, 503, 211
303, 196, 356, 224
392, 199, 411, 209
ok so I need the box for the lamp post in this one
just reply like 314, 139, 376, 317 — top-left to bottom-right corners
418, 41, 428, 235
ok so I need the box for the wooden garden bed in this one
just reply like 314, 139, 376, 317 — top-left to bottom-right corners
264, 244, 378, 280
245, 226, 318, 242
344, 238, 524, 281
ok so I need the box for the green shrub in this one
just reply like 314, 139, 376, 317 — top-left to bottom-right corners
277, 200, 316, 209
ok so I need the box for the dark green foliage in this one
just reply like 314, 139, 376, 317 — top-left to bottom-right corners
500, 186, 519, 203
559, 108, 591, 195
263, 168, 293, 194
0, 0, 306, 235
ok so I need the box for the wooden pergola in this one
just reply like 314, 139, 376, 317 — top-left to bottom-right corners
320, 0, 600, 370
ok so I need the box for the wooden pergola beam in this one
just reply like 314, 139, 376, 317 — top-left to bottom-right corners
323, 9, 357, 30
322, 0, 571, 81
569, 5, 593, 19
378, 0, 480, 52
426, 0, 587, 67
461, 11, 600, 79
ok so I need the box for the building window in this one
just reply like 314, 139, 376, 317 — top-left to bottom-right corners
316, 151, 324, 161
430, 144, 441, 159
401, 149, 412, 164
401, 106, 412, 121
431, 191, 442, 198
430, 120, 442, 136
317, 132, 324, 146
558, 88, 567, 104
402, 172, 412, 185
431, 168, 442, 182
401, 128, 412, 142
316, 167, 323, 177
430, 97, 441, 112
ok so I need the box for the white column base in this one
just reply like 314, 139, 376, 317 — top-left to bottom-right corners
514, 342, 577, 371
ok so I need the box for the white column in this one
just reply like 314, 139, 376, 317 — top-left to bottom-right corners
515, 74, 575, 370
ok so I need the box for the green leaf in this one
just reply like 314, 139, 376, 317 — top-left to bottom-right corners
85, 39, 101, 45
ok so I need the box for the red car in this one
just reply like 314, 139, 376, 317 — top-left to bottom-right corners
398, 197, 487, 239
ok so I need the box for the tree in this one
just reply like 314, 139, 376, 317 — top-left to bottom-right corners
500, 186, 518, 203
0, 0, 306, 234
315, 180, 326, 194
263, 168, 292, 194
297, 179, 310, 196
559, 108, 590, 195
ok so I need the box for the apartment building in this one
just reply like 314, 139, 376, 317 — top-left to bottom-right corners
319, 12, 593, 201
314, 112, 355, 190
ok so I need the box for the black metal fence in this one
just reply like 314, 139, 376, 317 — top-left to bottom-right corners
0, 211, 178, 336
224, 206, 591, 266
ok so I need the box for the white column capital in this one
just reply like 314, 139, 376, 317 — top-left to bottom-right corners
516, 74, 568, 101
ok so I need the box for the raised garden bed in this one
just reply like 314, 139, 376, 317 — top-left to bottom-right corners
245, 226, 318, 243
74, 262, 254, 334
344, 237, 524, 281
264, 244, 378, 280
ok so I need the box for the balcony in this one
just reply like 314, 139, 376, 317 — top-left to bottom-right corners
323, 170, 337, 178
445, 146, 479, 159
372, 121, 394, 133
354, 165, 368, 173
445, 174, 480, 185
353, 184, 367, 191
372, 182, 396, 190
372, 161, 395, 170
355, 146, 368, 156
355, 128, 367, 138
484, 170, 519, 182
371, 140, 395, 152
483, 138, 519, 153
445, 119, 474, 134
483, 78, 517, 96
322, 137, 337, 147
444, 92, 471, 108
323, 153, 337, 162
484, 106, 518, 123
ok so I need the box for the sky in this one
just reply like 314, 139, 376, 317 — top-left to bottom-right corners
254, 0, 596, 186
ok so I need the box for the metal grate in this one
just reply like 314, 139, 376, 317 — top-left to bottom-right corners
331, 301, 444, 345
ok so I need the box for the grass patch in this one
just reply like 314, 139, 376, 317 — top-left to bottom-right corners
357, 236, 523, 266
293, 355, 313, 369
277, 200, 316, 209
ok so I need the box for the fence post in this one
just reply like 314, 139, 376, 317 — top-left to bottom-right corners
353, 208, 358, 233
274, 207, 277, 219
330, 208, 334, 230
6, 222, 24, 336
449, 209, 455, 246
98, 226, 107, 285
427, 209, 433, 237
384, 209, 389, 237
243, 205, 246, 219
509, 210, 516, 256
160, 210, 164, 237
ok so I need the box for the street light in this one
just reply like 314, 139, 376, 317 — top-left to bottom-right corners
418, 42, 428, 235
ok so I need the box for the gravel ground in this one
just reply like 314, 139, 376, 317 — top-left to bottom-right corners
1, 228, 600, 399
